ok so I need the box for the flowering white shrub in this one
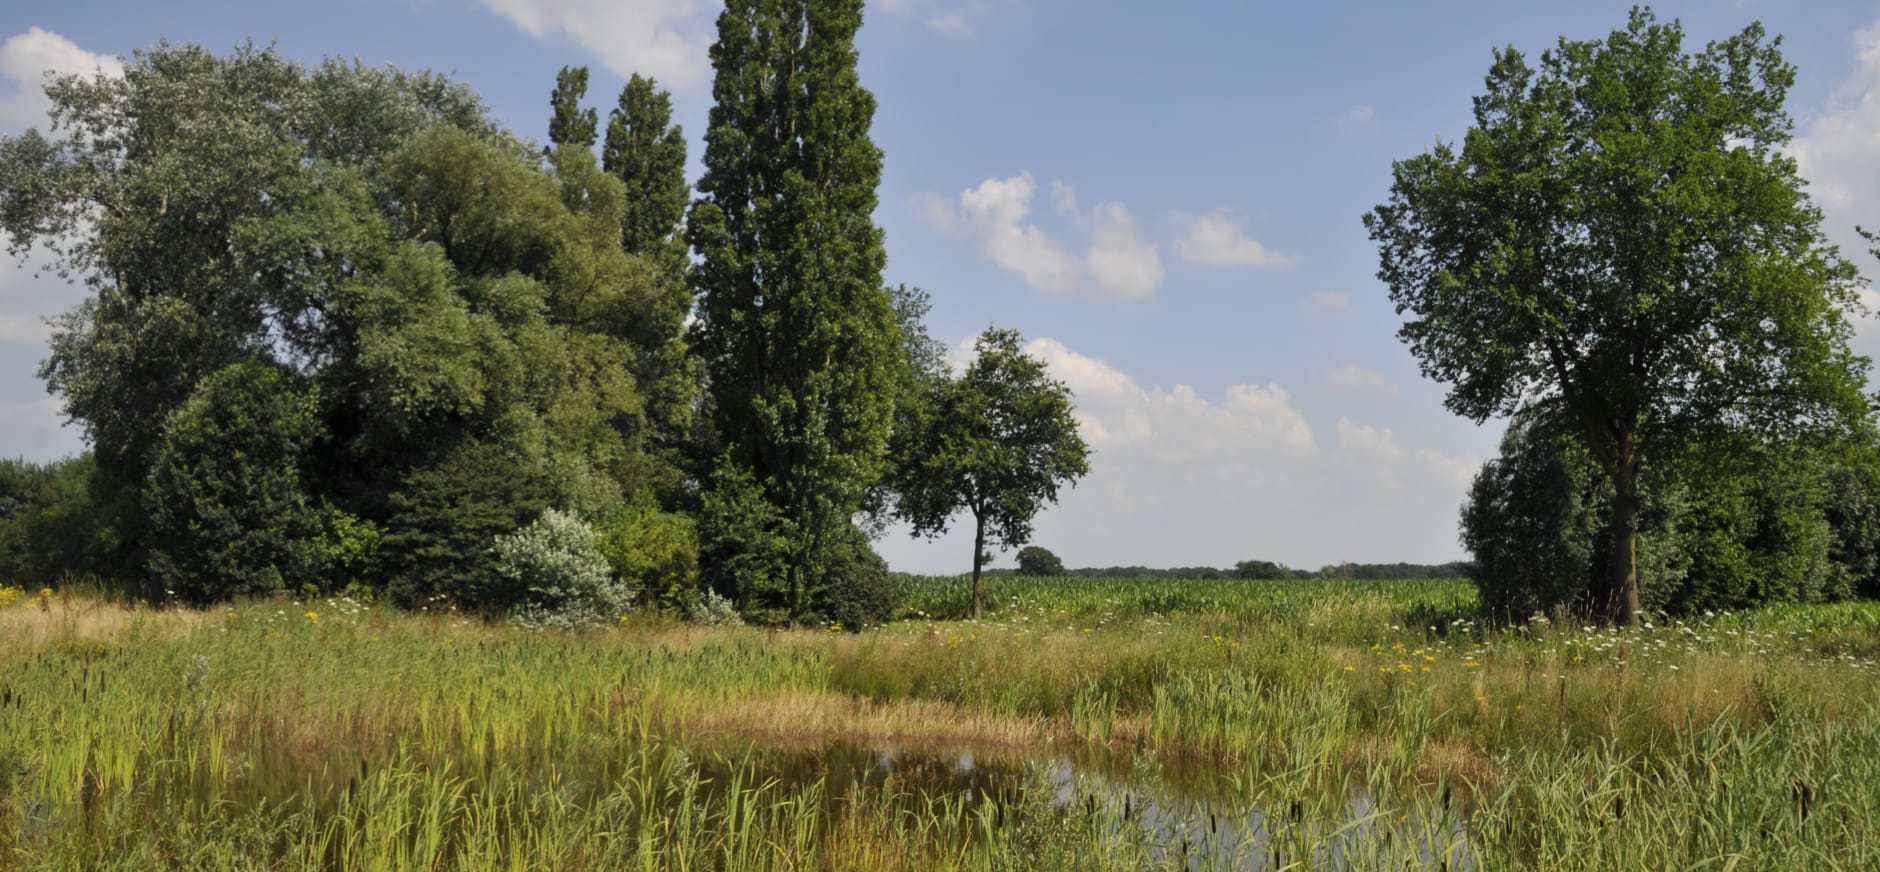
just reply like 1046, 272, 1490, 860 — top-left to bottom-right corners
687, 589, 744, 627
497, 509, 633, 630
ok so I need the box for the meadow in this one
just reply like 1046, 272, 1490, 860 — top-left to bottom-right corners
2, 576, 1877, 869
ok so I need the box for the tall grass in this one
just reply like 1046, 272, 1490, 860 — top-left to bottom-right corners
1, 582, 1876, 868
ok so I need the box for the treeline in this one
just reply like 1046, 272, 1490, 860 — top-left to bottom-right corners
989, 547, 1467, 580
0, 2, 1086, 627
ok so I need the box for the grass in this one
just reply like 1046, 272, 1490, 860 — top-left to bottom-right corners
1, 578, 1877, 868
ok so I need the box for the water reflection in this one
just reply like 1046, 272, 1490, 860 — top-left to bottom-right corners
699, 739, 1477, 870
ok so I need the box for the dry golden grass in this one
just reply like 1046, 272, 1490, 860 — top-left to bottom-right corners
0, 594, 203, 651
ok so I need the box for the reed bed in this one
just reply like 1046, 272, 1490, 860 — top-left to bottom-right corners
0, 579, 1876, 868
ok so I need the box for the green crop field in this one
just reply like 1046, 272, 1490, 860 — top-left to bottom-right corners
2, 579, 1878, 869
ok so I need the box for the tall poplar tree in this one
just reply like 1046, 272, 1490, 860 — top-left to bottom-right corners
547, 65, 597, 149
602, 74, 689, 263
687, 0, 899, 619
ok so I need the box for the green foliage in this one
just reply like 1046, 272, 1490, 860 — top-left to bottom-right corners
697, 462, 789, 620
1462, 419, 1612, 621
808, 523, 899, 631
601, 74, 688, 263
143, 361, 325, 604
1364, 9, 1870, 623
1464, 418, 1880, 620
0, 44, 700, 604
547, 65, 597, 149
378, 440, 553, 610
1015, 546, 1065, 577
595, 505, 700, 608
499, 508, 632, 630
1232, 560, 1291, 581
889, 326, 1091, 617
688, 0, 901, 620
0, 454, 115, 586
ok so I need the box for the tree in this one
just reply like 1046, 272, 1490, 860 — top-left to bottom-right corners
602, 74, 689, 263
1363, 9, 1869, 625
1232, 560, 1291, 580
688, 0, 901, 620
144, 361, 325, 604
0, 44, 674, 603
892, 327, 1090, 619
547, 65, 597, 149
1016, 545, 1065, 577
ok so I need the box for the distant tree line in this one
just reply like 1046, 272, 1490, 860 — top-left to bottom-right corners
976, 547, 1468, 581
0, 1, 1089, 628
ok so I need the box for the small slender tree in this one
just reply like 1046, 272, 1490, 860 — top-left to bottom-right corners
891, 327, 1090, 619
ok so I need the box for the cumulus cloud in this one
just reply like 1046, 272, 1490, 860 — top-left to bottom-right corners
1085, 203, 1164, 297
877, 336, 1489, 574
921, 173, 1163, 298
1790, 19, 1880, 349
0, 27, 122, 132
1320, 364, 1396, 394
478, 0, 712, 88
1172, 209, 1294, 268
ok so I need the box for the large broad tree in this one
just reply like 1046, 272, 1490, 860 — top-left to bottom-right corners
891, 327, 1090, 620
687, 0, 901, 619
1364, 9, 1869, 625
0, 44, 672, 603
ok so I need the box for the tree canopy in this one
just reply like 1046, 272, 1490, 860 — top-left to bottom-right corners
1364, 8, 1870, 625
890, 327, 1090, 619
687, 0, 902, 620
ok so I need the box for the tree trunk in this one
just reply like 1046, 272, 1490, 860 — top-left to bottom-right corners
1607, 449, 1643, 626
970, 514, 986, 621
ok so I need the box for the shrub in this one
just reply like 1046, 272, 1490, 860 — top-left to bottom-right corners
596, 506, 699, 608
686, 589, 743, 627
496, 509, 632, 630
809, 524, 899, 631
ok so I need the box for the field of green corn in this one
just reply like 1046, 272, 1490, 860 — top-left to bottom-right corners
2, 577, 1878, 869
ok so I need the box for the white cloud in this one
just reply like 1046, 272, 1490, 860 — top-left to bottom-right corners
1321, 364, 1396, 395
1085, 203, 1163, 298
478, 0, 712, 88
1791, 19, 1880, 350
1024, 337, 1315, 461
1305, 290, 1353, 310
0, 27, 122, 132
1172, 209, 1294, 268
927, 173, 1164, 297
926, 11, 973, 36
876, 337, 1488, 574
1341, 104, 1376, 128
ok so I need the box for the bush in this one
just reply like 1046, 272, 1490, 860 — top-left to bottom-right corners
686, 589, 743, 627
809, 524, 899, 631
496, 509, 632, 630
595, 506, 699, 608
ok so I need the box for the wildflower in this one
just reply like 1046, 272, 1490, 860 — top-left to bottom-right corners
305, 611, 319, 624
1344, 665, 1356, 672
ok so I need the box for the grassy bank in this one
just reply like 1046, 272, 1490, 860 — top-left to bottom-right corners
1, 579, 1877, 868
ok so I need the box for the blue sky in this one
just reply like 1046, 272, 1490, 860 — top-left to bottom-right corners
5, 1, 1880, 574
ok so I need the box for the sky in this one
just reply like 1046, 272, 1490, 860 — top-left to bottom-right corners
5, 1, 1880, 575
